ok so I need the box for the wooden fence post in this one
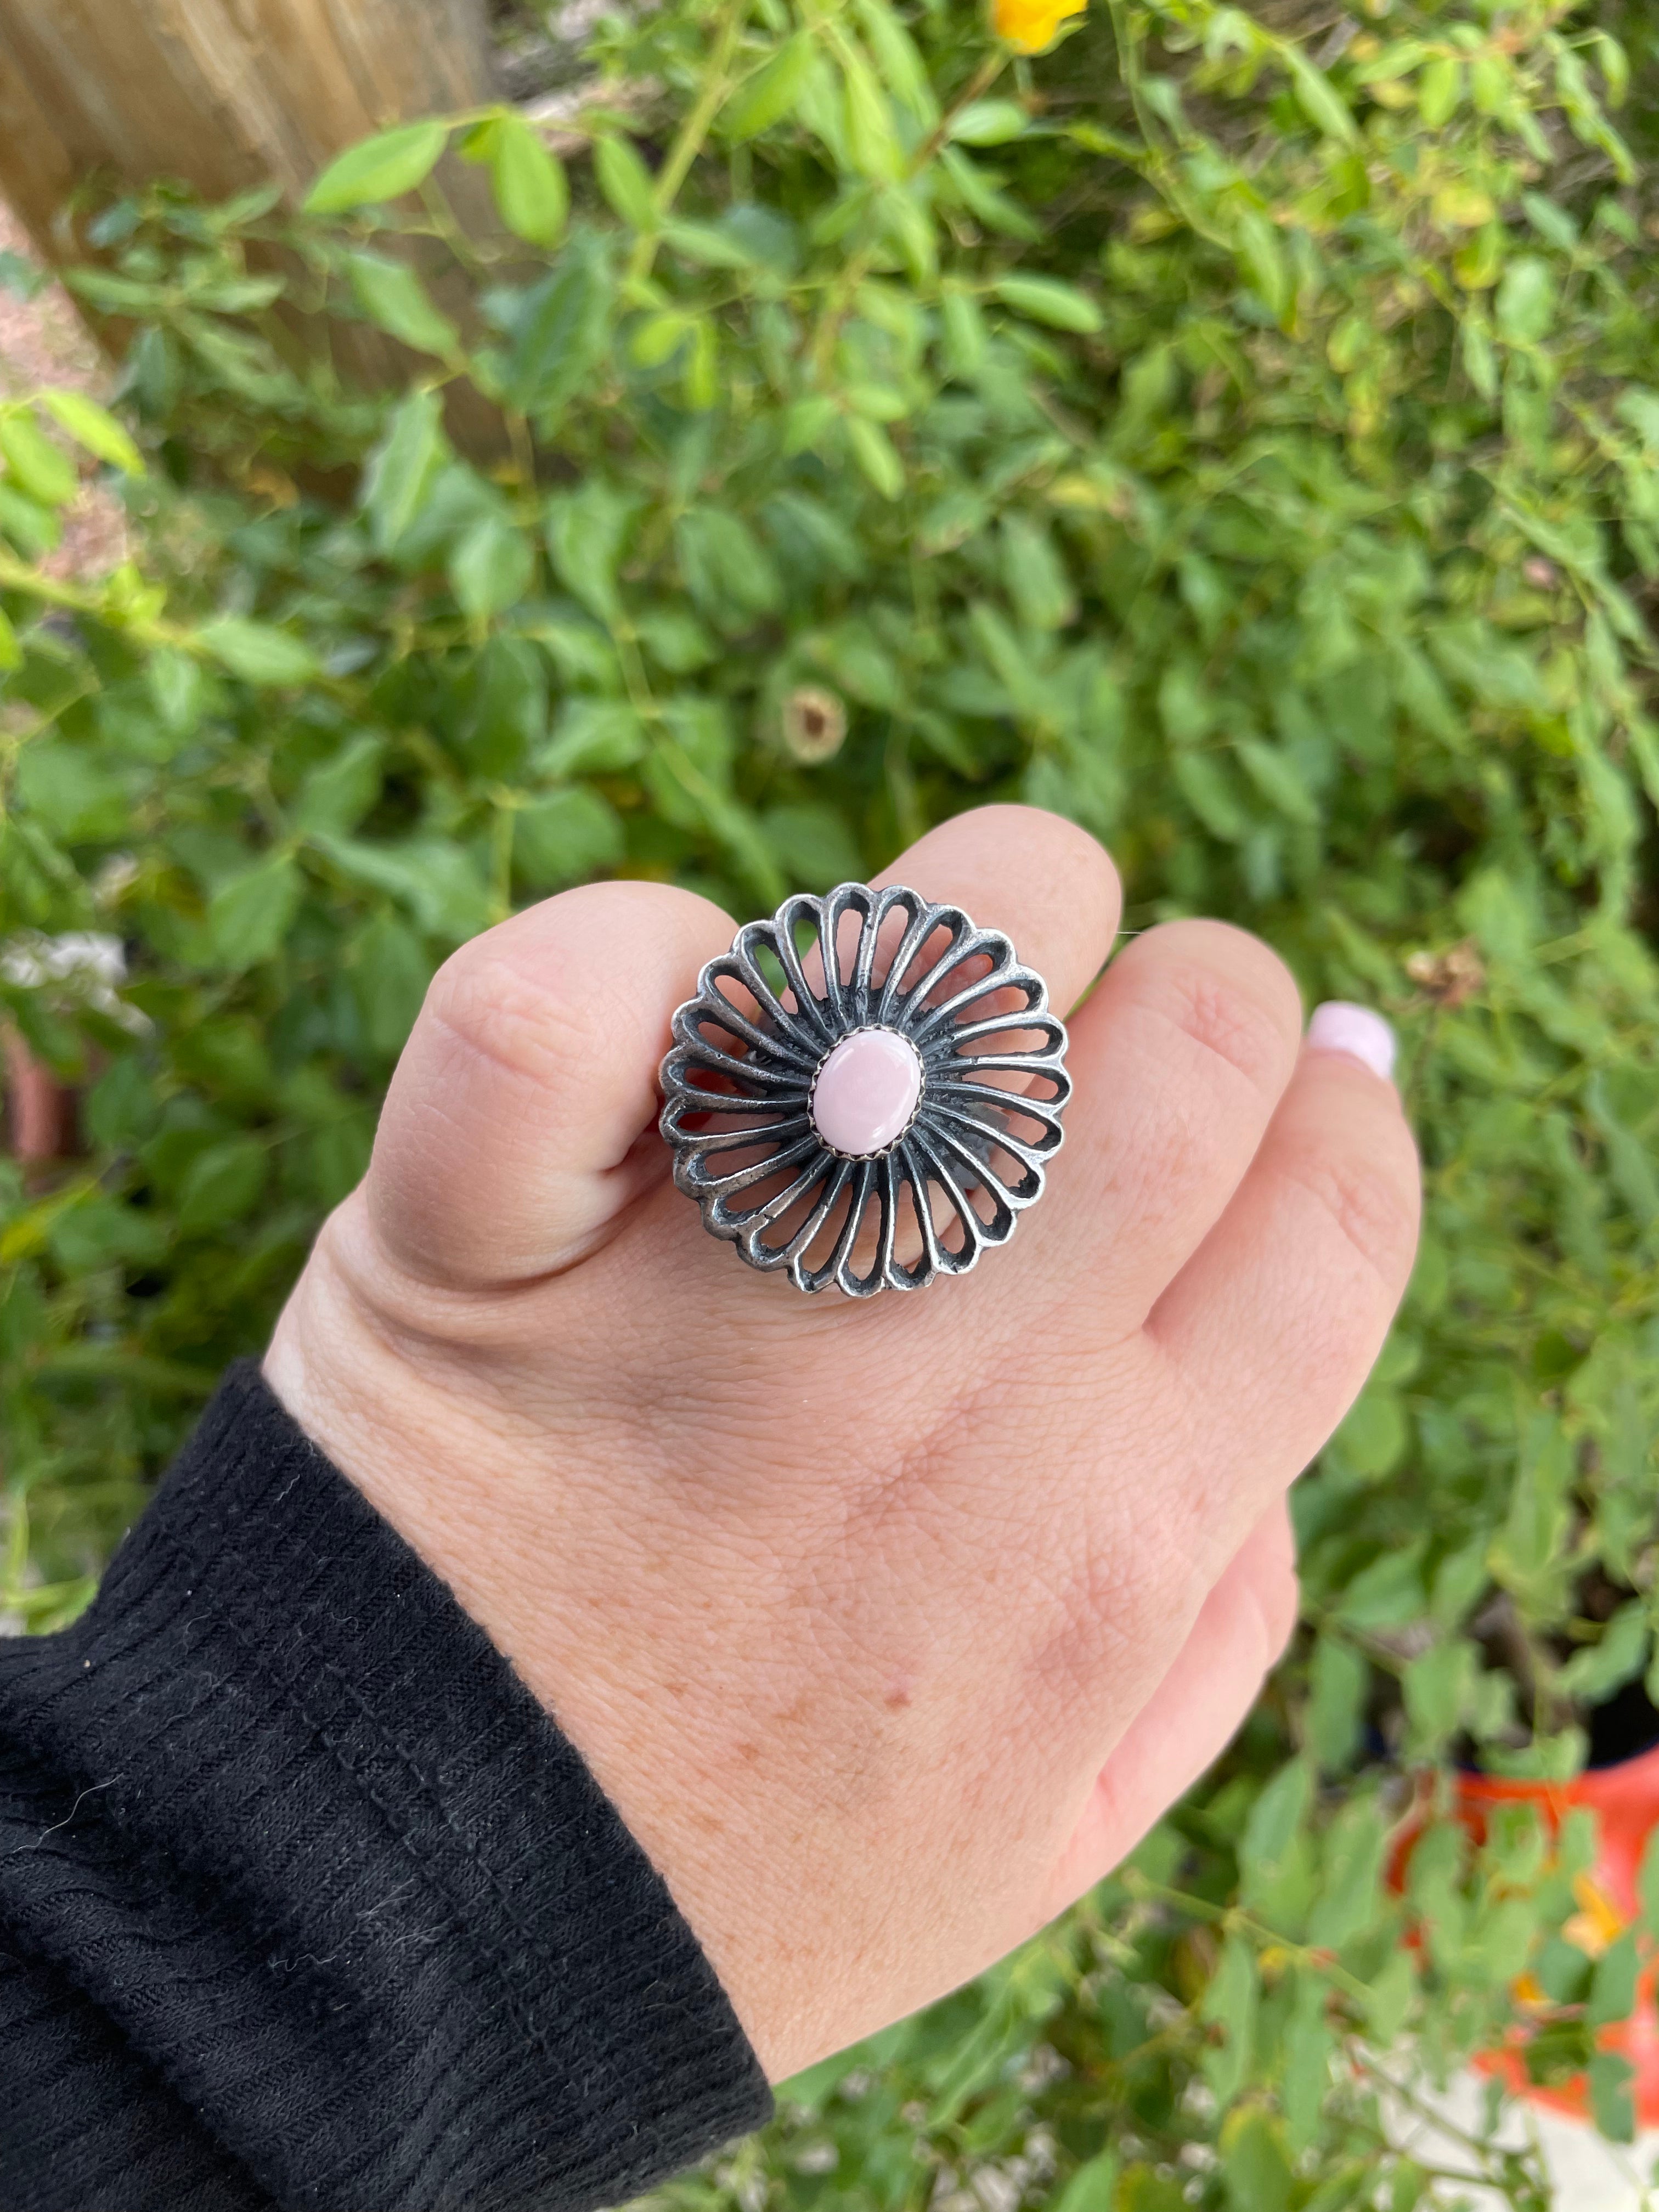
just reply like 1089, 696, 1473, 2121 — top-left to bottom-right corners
0, 0, 500, 244
0, 1, 511, 452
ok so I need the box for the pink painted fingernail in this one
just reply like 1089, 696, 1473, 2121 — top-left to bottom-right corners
1306, 1001, 1396, 1082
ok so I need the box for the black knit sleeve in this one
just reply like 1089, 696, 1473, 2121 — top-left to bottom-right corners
0, 1362, 772, 2212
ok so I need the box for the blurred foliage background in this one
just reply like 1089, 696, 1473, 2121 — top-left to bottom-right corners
4, 0, 1659, 2199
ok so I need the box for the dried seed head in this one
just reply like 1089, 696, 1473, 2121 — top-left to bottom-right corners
1406, 938, 1485, 1008
780, 684, 847, 765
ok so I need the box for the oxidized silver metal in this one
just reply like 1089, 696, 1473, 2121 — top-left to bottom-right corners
658, 882, 1070, 1295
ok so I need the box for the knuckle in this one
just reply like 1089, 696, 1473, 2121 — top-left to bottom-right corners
1131, 928, 1301, 1100
1036, 1492, 1198, 1713
426, 945, 577, 1090
1282, 1119, 1420, 1293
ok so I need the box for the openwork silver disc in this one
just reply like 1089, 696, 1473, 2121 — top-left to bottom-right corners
658, 882, 1071, 1295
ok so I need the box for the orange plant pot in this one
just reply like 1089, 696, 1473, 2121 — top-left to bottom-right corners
1456, 1746, 1659, 2127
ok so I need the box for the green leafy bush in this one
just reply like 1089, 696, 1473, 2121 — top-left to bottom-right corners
4, 0, 1659, 2198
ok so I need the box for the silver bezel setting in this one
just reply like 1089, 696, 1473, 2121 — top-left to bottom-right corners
658, 882, 1071, 1296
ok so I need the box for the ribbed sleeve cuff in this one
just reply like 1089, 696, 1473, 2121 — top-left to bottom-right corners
0, 1361, 772, 2211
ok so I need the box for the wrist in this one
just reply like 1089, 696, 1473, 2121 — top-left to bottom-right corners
264, 1199, 806, 2072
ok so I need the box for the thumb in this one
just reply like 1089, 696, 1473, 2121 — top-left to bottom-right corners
365, 880, 735, 1286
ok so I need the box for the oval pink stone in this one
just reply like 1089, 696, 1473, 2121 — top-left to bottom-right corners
810, 1028, 923, 1156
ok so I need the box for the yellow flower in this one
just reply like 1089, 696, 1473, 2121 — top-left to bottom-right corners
992, 0, 1086, 55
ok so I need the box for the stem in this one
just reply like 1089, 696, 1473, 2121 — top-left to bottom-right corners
1355, 2053, 1506, 2166
1102, 0, 1231, 254
0, 549, 357, 705
1119, 1867, 1375, 2008
914, 50, 1007, 173
808, 51, 1010, 381
628, 0, 749, 288
0, 550, 191, 650
489, 795, 516, 924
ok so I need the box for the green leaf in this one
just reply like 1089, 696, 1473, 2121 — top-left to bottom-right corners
1364, 1950, 1415, 2044
1589, 2050, 1637, 2144
360, 387, 449, 554
480, 114, 568, 247
595, 134, 658, 230
1242, 1759, 1312, 1882
1287, 52, 1357, 144
15, 742, 128, 840
845, 414, 904, 500
662, 221, 755, 270
940, 148, 1041, 241
206, 852, 302, 969
940, 285, 988, 378
38, 390, 145, 476
292, 733, 385, 837
762, 802, 864, 890
0, 606, 20, 673
537, 697, 647, 778
1236, 210, 1290, 319
1200, 1935, 1257, 2107
851, 0, 937, 127
1001, 514, 1075, 631
720, 34, 814, 140
199, 619, 320, 688
343, 250, 460, 358
950, 100, 1028, 146
1587, 1932, 1640, 2028
1281, 1977, 1335, 2155
1418, 56, 1462, 129
545, 477, 636, 624
1116, 2171, 1184, 2212
1306, 1638, 1368, 1770
449, 516, 535, 620
1049, 2152, 1119, 2212
840, 47, 904, 181
512, 786, 625, 890
349, 910, 432, 1058
1238, 738, 1318, 827
1402, 1640, 1471, 1746
176, 1135, 268, 1233
1496, 255, 1555, 345
676, 507, 783, 620
314, 834, 492, 944
990, 275, 1103, 333
1173, 750, 1250, 842
630, 309, 694, 368
502, 247, 611, 418
1222, 2106, 1294, 2212
446, 633, 544, 776
0, 479, 61, 558
1331, 1386, 1407, 1475
304, 121, 451, 212
0, 408, 78, 507
50, 1201, 163, 1284
1560, 1601, 1648, 1702
636, 607, 715, 674
1337, 1542, 1426, 1629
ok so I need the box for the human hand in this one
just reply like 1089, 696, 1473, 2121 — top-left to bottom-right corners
264, 806, 1419, 2083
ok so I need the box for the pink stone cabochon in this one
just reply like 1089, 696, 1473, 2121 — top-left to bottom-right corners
809, 1028, 924, 1157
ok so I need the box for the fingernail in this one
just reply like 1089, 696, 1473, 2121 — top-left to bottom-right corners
1306, 1001, 1396, 1083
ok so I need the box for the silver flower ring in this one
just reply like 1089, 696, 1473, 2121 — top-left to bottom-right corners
658, 882, 1071, 1295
